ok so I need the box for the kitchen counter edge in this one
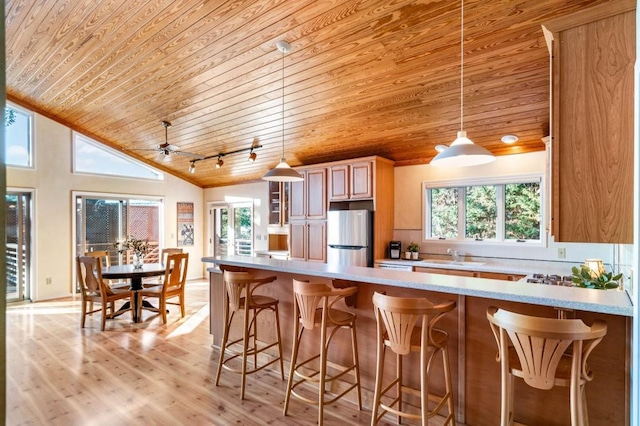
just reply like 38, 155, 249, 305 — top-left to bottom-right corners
202, 256, 633, 317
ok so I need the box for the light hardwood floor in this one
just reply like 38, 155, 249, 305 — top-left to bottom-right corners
7, 279, 453, 425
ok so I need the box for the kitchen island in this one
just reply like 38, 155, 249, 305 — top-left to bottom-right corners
203, 255, 632, 425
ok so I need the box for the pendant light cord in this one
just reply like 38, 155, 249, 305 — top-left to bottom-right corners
460, 0, 464, 132
281, 45, 285, 159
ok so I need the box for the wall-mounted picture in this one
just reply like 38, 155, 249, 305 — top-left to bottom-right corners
177, 202, 194, 247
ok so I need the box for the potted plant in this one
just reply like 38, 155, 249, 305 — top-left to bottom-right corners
407, 242, 420, 260
571, 265, 623, 290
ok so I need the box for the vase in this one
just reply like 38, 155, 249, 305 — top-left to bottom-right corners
133, 252, 145, 269
411, 252, 419, 260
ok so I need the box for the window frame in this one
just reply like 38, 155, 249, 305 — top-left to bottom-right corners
72, 131, 164, 181
423, 174, 546, 246
5, 102, 34, 169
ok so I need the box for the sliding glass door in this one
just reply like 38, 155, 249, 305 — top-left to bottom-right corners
6, 191, 32, 302
75, 195, 162, 266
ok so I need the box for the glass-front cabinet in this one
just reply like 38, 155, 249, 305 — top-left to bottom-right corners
268, 181, 289, 228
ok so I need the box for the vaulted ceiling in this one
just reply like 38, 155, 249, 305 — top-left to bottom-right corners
6, 0, 610, 188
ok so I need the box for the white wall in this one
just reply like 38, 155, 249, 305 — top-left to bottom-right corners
7, 113, 204, 301
393, 151, 628, 275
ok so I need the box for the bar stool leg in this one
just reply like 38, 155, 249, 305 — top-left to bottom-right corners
442, 346, 456, 424
420, 343, 428, 426
371, 345, 385, 426
240, 302, 251, 400
215, 296, 232, 386
274, 304, 285, 380
351, 322, 362, 410
283, 321, 302, 416
318, 318, 328, 426
397, 352, 403, 424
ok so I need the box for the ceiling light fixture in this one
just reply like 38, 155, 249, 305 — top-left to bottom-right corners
501, 134, 519, 144
248, 149, 257, 162
262, 40, 304, 182
186, 144, 262, 173
430, 0, 495, 168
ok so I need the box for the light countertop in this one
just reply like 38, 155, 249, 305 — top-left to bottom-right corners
203, 255, 633, 317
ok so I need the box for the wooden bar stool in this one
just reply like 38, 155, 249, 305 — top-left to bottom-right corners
215, 271, 284, 399
486, 307, 608, 426
371, 292, 456, 426
283, 279, 362, 425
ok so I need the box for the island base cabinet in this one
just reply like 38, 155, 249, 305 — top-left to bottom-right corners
465, 297, 630, 426
208, 266, 629, 426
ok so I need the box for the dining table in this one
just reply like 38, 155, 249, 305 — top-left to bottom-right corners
102, 263, 167, 322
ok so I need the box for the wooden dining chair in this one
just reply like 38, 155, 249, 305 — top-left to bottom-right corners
142, 247, 184, 288
137, 253, 189, 323
76, 255, 135, 330
486, 307, 608, 426
84, 250, 129, 290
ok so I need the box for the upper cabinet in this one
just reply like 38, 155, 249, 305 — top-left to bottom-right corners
328, 161, 373, 201
290, 167, 327, 221
542, 0, 635, 243
267, 181, 289, 228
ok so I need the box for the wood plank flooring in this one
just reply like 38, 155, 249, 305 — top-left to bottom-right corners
6, 280, 455, 425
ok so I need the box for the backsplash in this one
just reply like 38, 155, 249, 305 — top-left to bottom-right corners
392, 229, 633, 293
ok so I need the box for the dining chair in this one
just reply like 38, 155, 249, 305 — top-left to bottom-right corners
142, 247, 184, 288
76, 255, 135, 330
137, 253, 189, 323
486, 306, 608, 425
84, 250, 130, 290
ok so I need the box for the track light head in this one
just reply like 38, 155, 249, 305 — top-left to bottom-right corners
248, 150, 257, 162
215, 157, 224, 168
188, 162, 196, 174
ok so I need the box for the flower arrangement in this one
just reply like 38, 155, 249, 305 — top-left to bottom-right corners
114, 236, 149, 257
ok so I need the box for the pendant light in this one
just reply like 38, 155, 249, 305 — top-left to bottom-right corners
430, 0, 495, 167
263, 40, 304, 182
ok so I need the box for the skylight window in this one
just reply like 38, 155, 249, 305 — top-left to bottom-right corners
73, 132, 163, 180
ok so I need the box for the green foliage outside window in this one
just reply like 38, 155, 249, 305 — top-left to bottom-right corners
465, 186, 496, 239
431, 188, 458, 238
505, 183, 541, 240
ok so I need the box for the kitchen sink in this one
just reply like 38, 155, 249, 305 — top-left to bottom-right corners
420, 259, 485, 266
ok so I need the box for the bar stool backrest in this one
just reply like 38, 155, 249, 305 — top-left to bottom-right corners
292, 280, 333, 329
487, 307, 607, 390
372, 292, 455, 355
223, 271, 254, 312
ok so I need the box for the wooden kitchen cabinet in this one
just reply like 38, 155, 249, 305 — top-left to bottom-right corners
289, 168, 327, 221
289, 220, 326, 262
543, 0, 635, 243
267, 181, 288, 227
477, 271, 525, 281
328, 161, 372, 201
289, 167, 327, 262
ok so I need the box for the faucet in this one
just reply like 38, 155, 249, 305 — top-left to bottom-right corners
447, 248, 460, 262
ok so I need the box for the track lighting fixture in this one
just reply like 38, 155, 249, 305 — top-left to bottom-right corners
185, 144, 262, 173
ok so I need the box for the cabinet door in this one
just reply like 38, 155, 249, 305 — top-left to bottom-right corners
289, 221, 306, 260
350, 161, 373, 199
328, 165, 349, 201
306, 168, 327, 220
477, 271, 525, 281
306, 221, 326, 263
289, 175, 306, 220
546, 7, 634, 243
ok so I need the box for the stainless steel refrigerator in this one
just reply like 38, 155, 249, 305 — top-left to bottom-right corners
326, 209, 372, 267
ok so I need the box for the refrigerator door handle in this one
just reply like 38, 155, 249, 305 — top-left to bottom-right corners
328, 244, 365, 250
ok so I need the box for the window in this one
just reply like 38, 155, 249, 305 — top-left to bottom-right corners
424, 176, 542, 243
5, 105, 33, 167
73, 132, 163, 180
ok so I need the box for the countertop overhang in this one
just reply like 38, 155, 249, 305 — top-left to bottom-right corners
203, 256, 633, 317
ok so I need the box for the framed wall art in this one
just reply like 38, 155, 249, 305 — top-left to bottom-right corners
177, 202, 194, 247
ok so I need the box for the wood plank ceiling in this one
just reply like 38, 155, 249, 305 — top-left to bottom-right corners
5, 0, 610, 188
